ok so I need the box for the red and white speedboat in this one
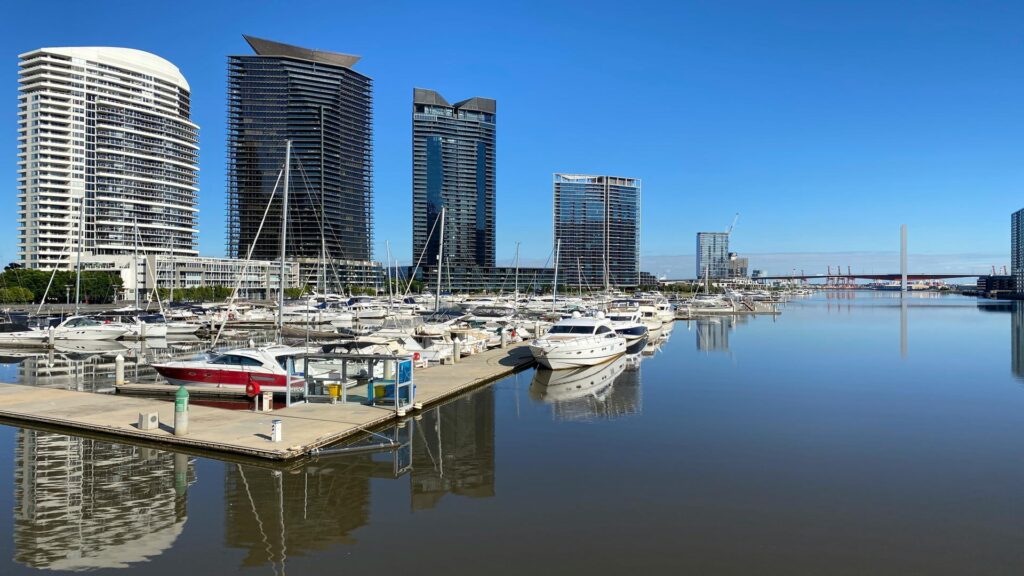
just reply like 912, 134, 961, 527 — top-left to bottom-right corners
153, 345, 308, 392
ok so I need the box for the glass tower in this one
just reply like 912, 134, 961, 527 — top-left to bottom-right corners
227, 36, 373, 266
412, 89, 495, 269
696, 232, 730, 279
1012, 208, 1024, 293
552, 174, 641, 288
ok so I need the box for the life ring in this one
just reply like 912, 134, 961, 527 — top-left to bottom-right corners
413, 352, 421, 361
245, 380, 260, 397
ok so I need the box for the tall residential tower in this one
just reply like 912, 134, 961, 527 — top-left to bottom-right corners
412, 89, 496, 270
1012, 208, 1024, 293
552, 174, 641, 288
696, 232, 730, 279
227, 36, 374, 287
17, 47, 199, 269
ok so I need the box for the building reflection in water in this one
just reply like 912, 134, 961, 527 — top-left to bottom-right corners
693, 315, 748, 352
224, 386, 497, 568
1012, 303, 1024, 381
224, 455, 375, 567
529, 354, 643, 421
14, 429, 195, 571
410, 386, 496, 510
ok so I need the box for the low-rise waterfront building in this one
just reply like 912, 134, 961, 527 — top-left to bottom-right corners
80, 255, 300, 301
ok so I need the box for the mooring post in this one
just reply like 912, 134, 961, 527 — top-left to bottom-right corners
47, 327, 54, 348
174, 385, 189, 436
114, 354, 124, 386
453, 338, 461, 363
500, 329, 508, 349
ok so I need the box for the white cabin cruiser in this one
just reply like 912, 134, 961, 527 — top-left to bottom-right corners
604, 309, 649, 343
529, 315, 626, 370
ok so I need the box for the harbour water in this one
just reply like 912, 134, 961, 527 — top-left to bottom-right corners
1, 292, 1024, 574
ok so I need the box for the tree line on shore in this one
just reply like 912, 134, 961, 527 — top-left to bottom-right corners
0, 266, 123, 304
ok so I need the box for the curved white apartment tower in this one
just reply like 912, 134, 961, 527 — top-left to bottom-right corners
17, 47, 199, 269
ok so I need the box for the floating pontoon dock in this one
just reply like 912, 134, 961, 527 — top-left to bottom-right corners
0, 343, 535, 460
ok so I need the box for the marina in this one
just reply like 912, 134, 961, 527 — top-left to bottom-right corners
1, 292, 1023, 573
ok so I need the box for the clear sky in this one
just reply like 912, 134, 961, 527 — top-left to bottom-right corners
3, 0, 1022, 276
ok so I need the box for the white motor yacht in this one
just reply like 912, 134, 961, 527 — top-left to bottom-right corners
53, 316, 131, 341
529, 315, 626, 370
604, 309, 649, 343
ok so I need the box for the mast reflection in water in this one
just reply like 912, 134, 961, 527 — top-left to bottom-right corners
410, 387, 496, 510
14, 430, 195, 571
223, 385, 497, 568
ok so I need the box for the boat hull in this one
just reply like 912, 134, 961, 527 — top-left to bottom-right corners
529, 338, 627, 370
153, 365, 299, 390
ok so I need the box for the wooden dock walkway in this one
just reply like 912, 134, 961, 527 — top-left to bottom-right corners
0, 343, 535, 460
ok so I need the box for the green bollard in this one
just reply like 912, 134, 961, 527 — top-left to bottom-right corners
174, 385, 189, 436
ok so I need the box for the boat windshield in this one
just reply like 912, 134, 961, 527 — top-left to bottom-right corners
548, 325, 595, 335
65, 317, 102, 328
209, 354, 263, 366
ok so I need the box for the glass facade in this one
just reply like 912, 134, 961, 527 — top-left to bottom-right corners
412, 89, 496, 269
696, 232, 730, 279
227, 36, 373, 274
552, 174, 641, 288
1012, 208, 1024, 293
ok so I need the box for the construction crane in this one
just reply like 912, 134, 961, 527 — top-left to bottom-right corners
726, 213, 740, 235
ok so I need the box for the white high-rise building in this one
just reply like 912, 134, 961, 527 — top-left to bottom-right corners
17, 47, 199, 269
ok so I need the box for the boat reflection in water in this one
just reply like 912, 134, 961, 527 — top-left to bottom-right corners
530, 353, 642, 421
224, 385, 496, 570
14, 429, 195, 571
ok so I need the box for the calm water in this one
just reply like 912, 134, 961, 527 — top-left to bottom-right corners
2, 292, 1024, 574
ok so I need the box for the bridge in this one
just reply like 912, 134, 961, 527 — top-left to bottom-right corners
752, 273, 980, 281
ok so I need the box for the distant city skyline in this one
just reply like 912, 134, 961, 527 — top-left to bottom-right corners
3, 1, 1021, 276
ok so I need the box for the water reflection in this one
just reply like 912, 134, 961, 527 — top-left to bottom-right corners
223, 386, 497, 568
14, 430, 196, 571
692, 315, 748, 352
410, 387, 496, 509
1012, 303, 1024, 381
530, 354, 643, 421
224, 457, 374, 567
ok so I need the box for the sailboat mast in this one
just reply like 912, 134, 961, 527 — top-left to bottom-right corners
435, 206, 445, 313
514, 241, 520, 303
320, 106, 326, 297
552, 238, 560, 312
74, 196, 84, 314
133, 216, 140, 309
277, 140, 291, 336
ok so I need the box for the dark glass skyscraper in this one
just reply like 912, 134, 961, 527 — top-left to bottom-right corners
552, 174, 641, 288
227, 36, 373, 267
412, 89, 495, 269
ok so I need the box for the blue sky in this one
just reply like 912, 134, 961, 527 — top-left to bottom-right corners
3, 0, 1021, 275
